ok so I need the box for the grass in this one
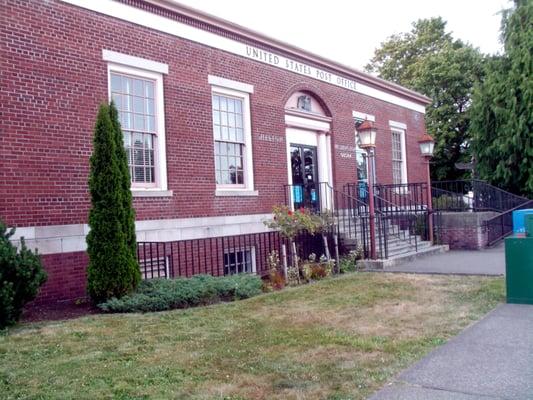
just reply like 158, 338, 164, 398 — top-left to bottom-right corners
0, 273, 504, 399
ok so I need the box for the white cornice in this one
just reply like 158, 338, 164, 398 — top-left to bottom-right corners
61, 0, 427, 113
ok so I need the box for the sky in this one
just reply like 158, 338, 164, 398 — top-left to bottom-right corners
175, 0, 512, 71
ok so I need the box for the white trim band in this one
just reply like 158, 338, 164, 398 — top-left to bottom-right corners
102, 49, 169, 74
389, 120, 407, 130
208, 75, 254, 93
63, 0, 425, 113
352, 111, 376, 122
10, 214, 274, 255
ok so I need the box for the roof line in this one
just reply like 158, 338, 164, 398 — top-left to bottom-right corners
144, 0, 431, 105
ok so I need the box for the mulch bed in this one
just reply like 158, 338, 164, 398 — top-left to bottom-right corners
21, 300, 100, 323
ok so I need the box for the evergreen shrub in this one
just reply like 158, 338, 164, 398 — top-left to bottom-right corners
98, 274, 263, 313
0, 222, 47, 329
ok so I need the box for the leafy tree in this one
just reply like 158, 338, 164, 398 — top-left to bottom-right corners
366, 18, 484, 181
86, 104, 139, 303
470, 0, 533, 196
0, 221, 47, 329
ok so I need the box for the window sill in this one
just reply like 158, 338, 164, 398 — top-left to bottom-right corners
132, 189, 173, 198
215, 189, 259, 197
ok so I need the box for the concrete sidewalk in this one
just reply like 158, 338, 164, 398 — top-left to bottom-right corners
369, 304, 533, 400
383, 243, 505, 276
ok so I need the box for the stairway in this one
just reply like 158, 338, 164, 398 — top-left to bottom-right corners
335, 214, 448, 269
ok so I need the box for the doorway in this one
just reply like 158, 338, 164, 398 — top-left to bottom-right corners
290, 143, 319, 211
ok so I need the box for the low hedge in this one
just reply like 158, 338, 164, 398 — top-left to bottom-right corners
98, 274, 263, 313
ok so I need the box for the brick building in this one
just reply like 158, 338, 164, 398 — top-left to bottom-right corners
1, 0, 432, 303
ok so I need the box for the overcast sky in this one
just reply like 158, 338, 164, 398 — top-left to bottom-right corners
176, 0, 512, 71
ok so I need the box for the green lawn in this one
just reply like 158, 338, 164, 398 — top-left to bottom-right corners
0, 273, 504, 400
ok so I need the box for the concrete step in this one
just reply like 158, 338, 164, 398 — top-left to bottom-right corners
357, 245, 449, 270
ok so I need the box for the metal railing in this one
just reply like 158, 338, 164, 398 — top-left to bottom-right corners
345, 183, 432, 255
284, 182, 388, 259
431, 180, 529, 212
485, 199, 533, 246
137, 230, 335, 280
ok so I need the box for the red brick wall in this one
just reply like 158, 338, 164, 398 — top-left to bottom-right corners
1, 0, 429, 229
33, 252, 89, 304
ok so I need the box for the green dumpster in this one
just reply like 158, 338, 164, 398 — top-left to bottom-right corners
505, 214, 533, 304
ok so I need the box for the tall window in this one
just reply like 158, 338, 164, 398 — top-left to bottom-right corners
212, 94, 245, 185
391, 129, 406, 184
209, 76, 255, 195
110, 72, 156, 185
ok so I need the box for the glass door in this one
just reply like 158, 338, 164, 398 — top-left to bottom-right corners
290, 144, 319, 212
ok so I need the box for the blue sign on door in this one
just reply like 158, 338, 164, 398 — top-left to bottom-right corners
293, 185, 303, 203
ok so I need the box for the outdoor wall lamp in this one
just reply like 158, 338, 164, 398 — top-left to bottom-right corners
418, 133, 435, 157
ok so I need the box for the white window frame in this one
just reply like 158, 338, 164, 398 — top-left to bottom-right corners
209, 75, 256, 197
223, 246, 257, 275
389, 123, 408, 186
104, 50, 169, 196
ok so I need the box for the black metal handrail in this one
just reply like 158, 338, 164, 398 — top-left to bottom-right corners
431, 180, 529, 212
358, 186, 430, 254
284, 182, 388, 259
485, 199, 533, 246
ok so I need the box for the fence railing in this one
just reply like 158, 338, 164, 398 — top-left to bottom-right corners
345, 183, 432, 254
284, 182, 388, 259
485, 199, 533, 246
344, 182, 429, 212
431, 180, 529, 212
137, 230, 334, 280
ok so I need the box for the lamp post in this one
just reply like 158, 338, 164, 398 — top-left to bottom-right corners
418, 134, 435, 244
357, 120, 377, 259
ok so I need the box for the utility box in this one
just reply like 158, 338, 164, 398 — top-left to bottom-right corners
505, 215, 533, 304
512, 209, 533, 234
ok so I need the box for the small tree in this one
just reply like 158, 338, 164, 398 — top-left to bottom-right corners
86, 104, 139, 303
0, 221, 47, 329
109, 102, 140, 287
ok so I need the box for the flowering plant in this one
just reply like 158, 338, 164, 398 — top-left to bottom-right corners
264, 205, 322, 240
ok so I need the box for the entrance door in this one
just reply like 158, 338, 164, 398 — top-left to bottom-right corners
290, 144, 319, 211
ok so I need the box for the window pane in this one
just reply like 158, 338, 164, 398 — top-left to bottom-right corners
212, 95, 220, 110
133, 97, 143, 113
235, 99, 242, 113
221, 126, 228, 140
221, 112, 228, 126
236, 128, 243, 142
145, 98, 155, 115
134, 114, 145, 130
122, 112, 133, 129
229, 127, 235, 142
220, 97, 227, 111
133, 79, 143, 96
213, 125, 221, 140
213, 111, 220, 125
145, 81, 154, 98
111, 74, 122, 92
123, 77, 132, 94
147, 116, 155, 132
112, 93, 122, 110
228, 98, 234, 112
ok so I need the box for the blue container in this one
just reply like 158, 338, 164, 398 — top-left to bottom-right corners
512, 209, 533, 234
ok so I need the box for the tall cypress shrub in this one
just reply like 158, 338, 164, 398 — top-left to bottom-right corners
109, 102, 140, 288
86, 104, 138, 303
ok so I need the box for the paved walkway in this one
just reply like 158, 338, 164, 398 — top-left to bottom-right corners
384, 243, 505, 275
369, 304, 533, 400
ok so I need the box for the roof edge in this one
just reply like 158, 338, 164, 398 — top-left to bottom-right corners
144, 0, 432, 105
